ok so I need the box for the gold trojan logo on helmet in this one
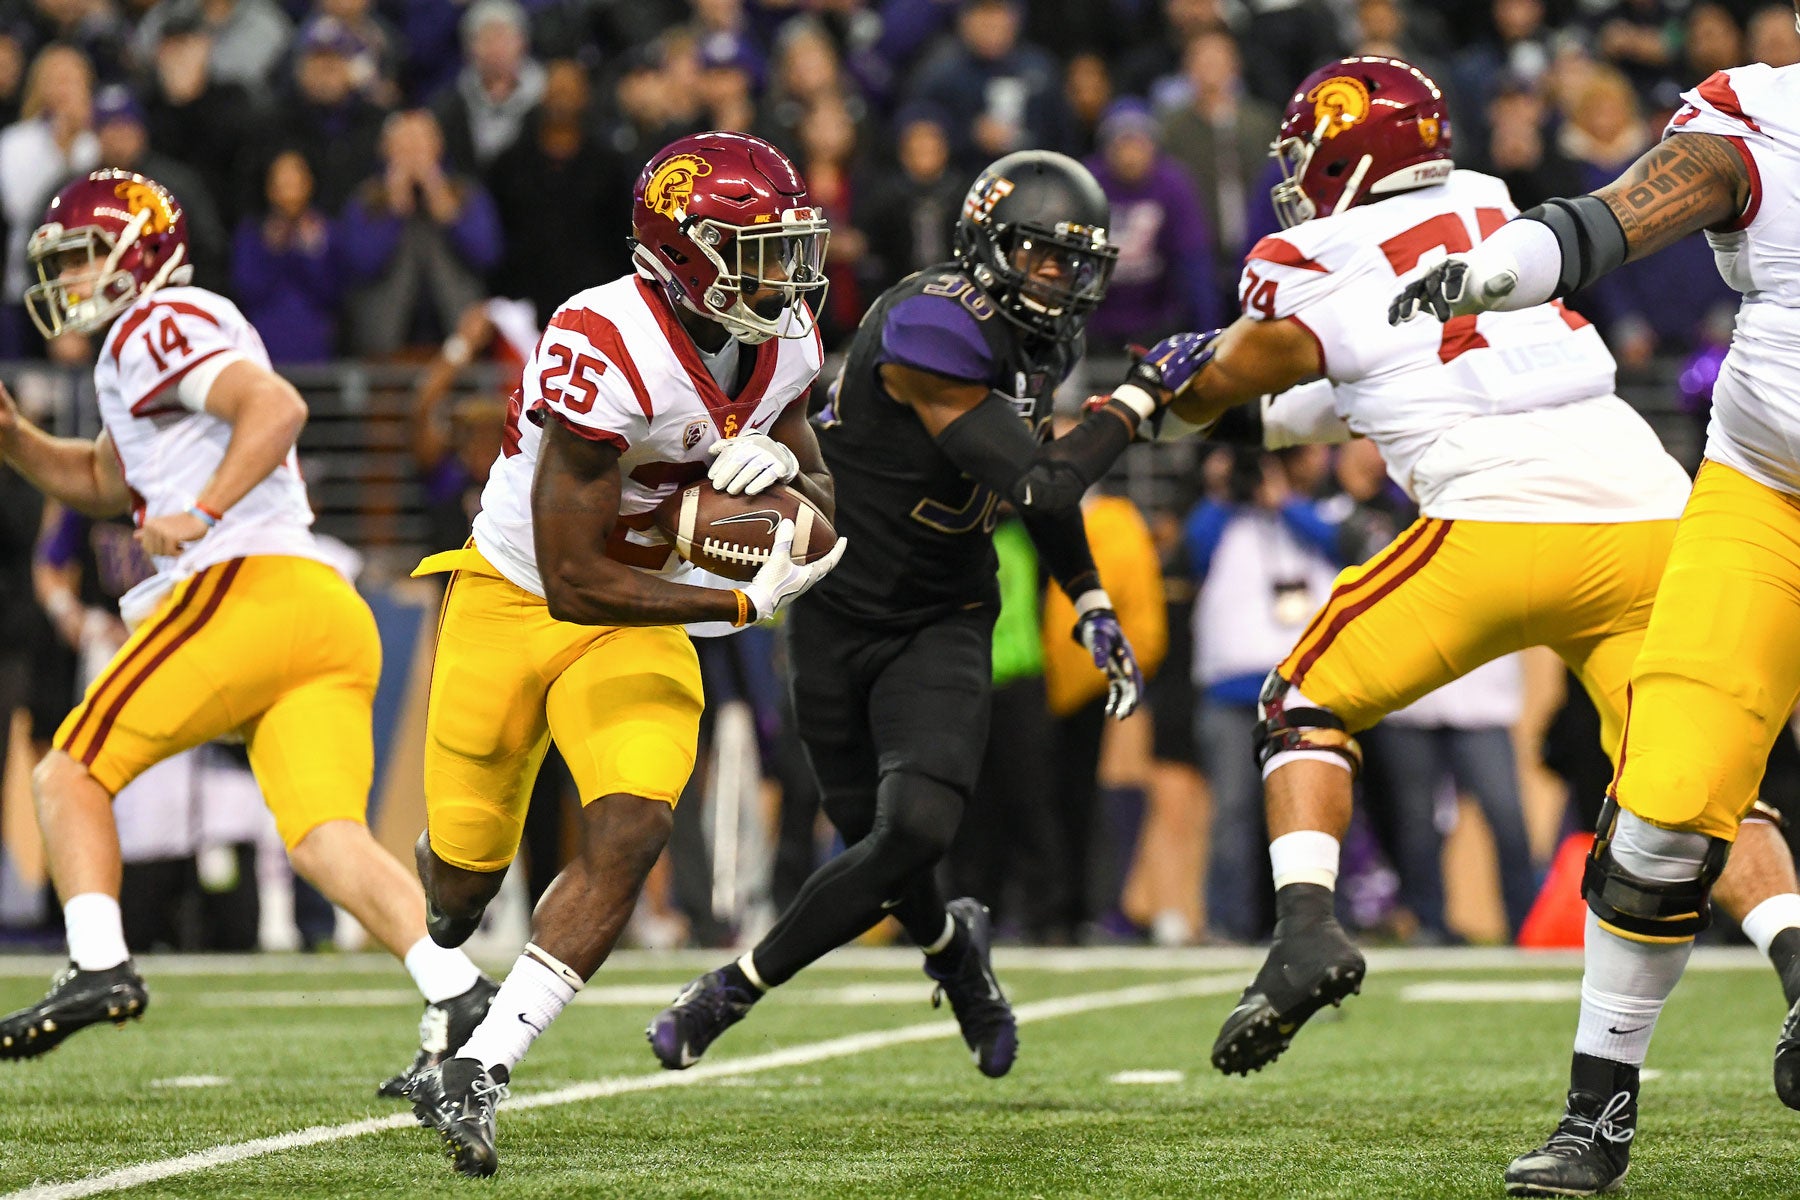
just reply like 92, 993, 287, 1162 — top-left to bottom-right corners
645, 153, 713, 221
1307, 76, 1372, 140
112, 178, 174, 234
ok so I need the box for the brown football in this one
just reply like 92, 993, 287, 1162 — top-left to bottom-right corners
651, 481, 836, 582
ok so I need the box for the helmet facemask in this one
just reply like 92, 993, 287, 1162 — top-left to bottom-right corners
24, 207, 190, 338
1270, 115, 1374, 230
670, 207, 830, 345
969, 219, 1117, 339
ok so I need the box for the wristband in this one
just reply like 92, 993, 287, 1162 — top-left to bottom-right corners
1110, 383, 1159, 423
731, 589, 752, 627
187, 503, 221, 528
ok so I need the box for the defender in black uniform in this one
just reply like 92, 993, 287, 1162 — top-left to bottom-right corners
648, 151, 1218, 1076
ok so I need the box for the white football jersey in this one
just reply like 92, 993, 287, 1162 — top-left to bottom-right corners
1244, 170, 1690, 522
473, 274, 823, 598
1667, 64, 1800, 496
95, 285, 327, 582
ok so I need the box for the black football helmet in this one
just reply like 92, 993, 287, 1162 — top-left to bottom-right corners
953, 150, 1118, 340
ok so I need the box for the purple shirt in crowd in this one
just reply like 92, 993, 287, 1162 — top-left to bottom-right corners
230, 215, 343, 363
1084, 153, 1218, 348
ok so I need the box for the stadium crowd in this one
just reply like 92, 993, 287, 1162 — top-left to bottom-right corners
3, 0, 1799, 954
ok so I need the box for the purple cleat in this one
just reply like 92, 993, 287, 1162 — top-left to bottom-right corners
646, 969, 760, 1069
925, 897, 1018, 1078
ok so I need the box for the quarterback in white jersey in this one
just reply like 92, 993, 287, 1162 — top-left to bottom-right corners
1164, 56, 1797, 1122
406, 132, 845, 1179
1396, 36, 1800, 1196
0, 170, 494, 1089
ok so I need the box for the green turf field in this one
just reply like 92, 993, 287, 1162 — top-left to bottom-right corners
0, 947, 1794, 1199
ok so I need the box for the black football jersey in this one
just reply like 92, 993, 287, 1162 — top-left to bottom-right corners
805, 264, 1080, 628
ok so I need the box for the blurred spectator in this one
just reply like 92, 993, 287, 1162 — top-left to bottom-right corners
1115, 0, 1228, 109
410, 302, 510, 555
906, 0, 1070, 170
1470, 75, 1582, 214
0, 463, 48, 810
1038, 490, 1167, 942
760, 17, 866, 155
1159, 28, 1278, 323
1021, 0, 1163, 65
854, 103, 962, 294
18, 0, 127, 84
1449, 0, 1554, 147
280, 14, 387, 214
696, 30, 758, 132
1590, 0, 1682, 106
432, 0, 545, 175
1559, 64, 1648, 187
1748, 2, 1800, 68
1238, 0, 1346, 108
1064, 51, 1111, 159
1363, 655, 1537, 943
1084, 100, 1216, 354
1685, 3, 1744, 81
1351, 0, 1451, 87
0, 43, 97, 349
488, 59, 626, 325
143, 12, 262, 226
1186, 447, 1340, 942
793, 97, 865, 338
653, 27, 707, 135
0, 27, 26, 127
338, 109, 503, 356
133, 0, 294, 92
231, 149, 341, 361
599, 43, 686, 165
311, 0, 401, 107
91, 84, 228, 288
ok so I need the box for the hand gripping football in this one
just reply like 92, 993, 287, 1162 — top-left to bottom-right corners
651, 481, 836, 582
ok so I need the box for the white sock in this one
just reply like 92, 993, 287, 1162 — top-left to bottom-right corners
64, 893, 129, 971
1270, 831, 1341, 891
1740, 893, 1800, 957
404, 936, 483, 1004
457, 944, 581, 1074
922, 913, 956, 955
1572, 910, 1693, 1066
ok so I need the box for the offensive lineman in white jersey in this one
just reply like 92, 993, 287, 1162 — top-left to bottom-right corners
1394, 20, 1800, 1193
1149, 56, 1800, 1129
404, 132, 845, 1178
0, 170, 497, 1089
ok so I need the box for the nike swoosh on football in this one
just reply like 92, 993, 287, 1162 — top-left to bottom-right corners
712, 509, 782, 535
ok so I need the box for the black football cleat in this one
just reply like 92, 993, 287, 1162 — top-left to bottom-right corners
647, 969, 761, 1069
0, 961, 147, 1059
924, 897, 1018, 1078
1505, 1054, 1638, 1196
1211, 883, 1364, 1076
411, 1057, 509, 1178
378, 975, 499, 1098
1774, 996, 1800, 1110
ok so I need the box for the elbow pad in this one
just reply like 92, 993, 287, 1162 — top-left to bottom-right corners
1519, 195, 1628, 299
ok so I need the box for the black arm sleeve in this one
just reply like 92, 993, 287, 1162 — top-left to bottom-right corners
1018, 504, 1100, 602
934, 391, 1136, 517
1519, 195, 1628, 298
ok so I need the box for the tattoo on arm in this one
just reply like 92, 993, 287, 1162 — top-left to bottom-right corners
1600, 132, 1751, 261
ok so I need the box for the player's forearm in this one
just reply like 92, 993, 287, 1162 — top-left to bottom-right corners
196, 380, 307, 515
0, 422, 127, 517
1018, 506, 1100, 601
936, 394, 1132, 517
540, 555, 739, 627
1170, 319, 1313, 429
1600, 132, 1750, 262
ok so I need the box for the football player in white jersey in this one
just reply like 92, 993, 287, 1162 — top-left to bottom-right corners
1394, 27, 1800, 1194
1154, 55, 1800, 1130
404, 132, 845, 1177
0, 171, 497, 1088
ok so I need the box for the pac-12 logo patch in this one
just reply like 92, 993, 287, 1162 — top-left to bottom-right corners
683, 418, 708, 450
1307, 76, 1371, 139
645, 153, 712, 221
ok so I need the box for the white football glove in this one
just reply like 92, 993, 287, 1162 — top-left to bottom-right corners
741, 518, 847, 621
708, 434, 799, 495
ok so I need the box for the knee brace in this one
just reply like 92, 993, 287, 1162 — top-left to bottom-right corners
1583, 797, 1731, 941
1253, 673, 1363, 780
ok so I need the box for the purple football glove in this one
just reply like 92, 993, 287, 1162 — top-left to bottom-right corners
1123, 329, 1224, 400
1071, 589, 1143, 720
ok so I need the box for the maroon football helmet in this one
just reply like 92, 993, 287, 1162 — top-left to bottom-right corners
25, 169, 192, 338
631, 131, 829, 344
1271, 56, 1453, 229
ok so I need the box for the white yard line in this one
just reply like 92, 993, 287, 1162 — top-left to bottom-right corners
191, 982, 973, 1009
1401, 981, 1583, 1003
4, 975, 1244, 1200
